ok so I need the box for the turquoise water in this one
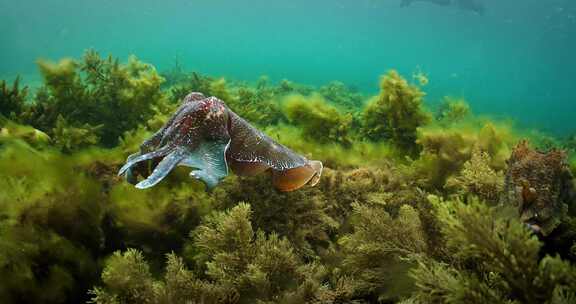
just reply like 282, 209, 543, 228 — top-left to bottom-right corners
1, 0, 575, 135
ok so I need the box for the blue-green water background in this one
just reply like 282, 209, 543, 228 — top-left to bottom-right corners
1, 0, 575, 135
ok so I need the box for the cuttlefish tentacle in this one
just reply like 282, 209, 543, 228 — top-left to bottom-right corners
120, 93, 213, 180
118, 144, 175, 177
135, 148, 188, 189
118, 93, 323, 192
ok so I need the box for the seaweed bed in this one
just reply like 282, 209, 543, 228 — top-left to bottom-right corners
1, 50, 575, 304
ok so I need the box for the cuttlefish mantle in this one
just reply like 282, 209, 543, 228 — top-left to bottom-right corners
118, 92, 323, 192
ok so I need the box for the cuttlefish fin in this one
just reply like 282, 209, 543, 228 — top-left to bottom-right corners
135, 148, 187, 189
118, 145, 174, 177
179, 139, 230, 189
272, 160, 323, 192
227, 158, 270, 176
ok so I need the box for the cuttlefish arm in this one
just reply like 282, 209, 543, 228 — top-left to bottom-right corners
119, 95, 230, 189
226, 110, 323, 192
119, 94, 322, 192
123, 92, 209, 183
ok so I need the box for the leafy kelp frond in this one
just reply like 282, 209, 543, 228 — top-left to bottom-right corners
0, 76, 28, 120
283, 94, 354, 146
338, 202, 428, 301
362, 70, 431, 155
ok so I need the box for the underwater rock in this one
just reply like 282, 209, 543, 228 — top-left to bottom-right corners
503, 140, 575, 235
119, 92, 323, 192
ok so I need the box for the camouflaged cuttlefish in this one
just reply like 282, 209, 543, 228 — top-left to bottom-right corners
118, 92, 323, 192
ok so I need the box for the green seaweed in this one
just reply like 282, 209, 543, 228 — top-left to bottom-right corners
435, 96, 471, 125
27, 50, 166, 147
210, 174, 338, 257
283, 94, 354, 146
362, 70, 431, 155
570, 155, 576, 176
91, 203, 329, 304
407, 196, 576, 304
318, 81, 365, 111
412, 121, 513, 189
445, 148, 505, 202
0, 51, 574, 304
0, 118, 51, 148
52, 115, 102, 152
0, 76, 29, 120
338, 203, 428, 302
263, 124, 396, 168
0, 140, 105, 303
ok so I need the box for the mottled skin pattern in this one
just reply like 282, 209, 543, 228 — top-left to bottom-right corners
503, 141, 575, 235
119, 92, 323, 191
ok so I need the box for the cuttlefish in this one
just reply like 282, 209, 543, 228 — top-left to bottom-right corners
118, 92, 323, 192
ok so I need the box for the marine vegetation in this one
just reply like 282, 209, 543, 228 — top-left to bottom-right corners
338, 202, 428, 302
90, 203, 330, 304
318, 81, 365, 112
0, 51, 574, 304
571, 155, 576, 175
407, 196, 576, 304
23, 49, 167, 148
445, 148, 505, 202
169, 73, 286, 126
283, 94, 354, 146
0, 77, 29, 120
412, 121, 513, 190
435, 96, 471, 125
362, 70, 431, 155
